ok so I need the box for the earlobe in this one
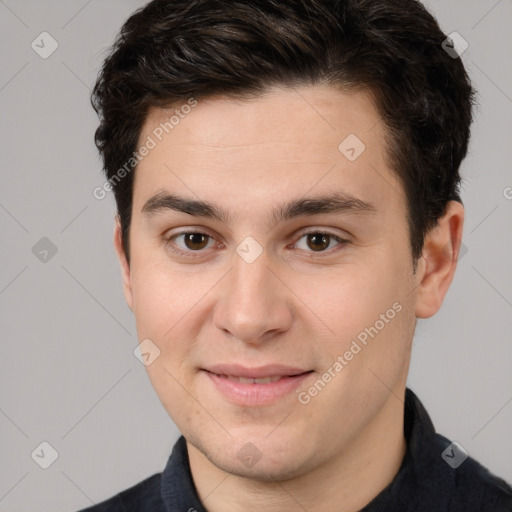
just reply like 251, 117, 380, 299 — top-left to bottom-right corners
414, 200, 465, 319
113, 216, 134, 311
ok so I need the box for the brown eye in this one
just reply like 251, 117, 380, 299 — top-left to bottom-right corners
182, 233, 210, 250
294, 231, 349, 255
166, 232, 216, 255
306, 233, 331, 252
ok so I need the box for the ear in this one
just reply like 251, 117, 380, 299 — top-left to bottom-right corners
414, 200, 465, 319
113, 216, 134, 311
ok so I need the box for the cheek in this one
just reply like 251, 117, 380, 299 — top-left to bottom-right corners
129, 261, 213, 373
130, 268, 200, 415
317, 259, 412, 370
130, 260, 193, 334
307, 264, 400, 333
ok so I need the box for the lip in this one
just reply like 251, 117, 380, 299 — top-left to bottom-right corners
204, 363, 309, 379
202, 364, 314, 406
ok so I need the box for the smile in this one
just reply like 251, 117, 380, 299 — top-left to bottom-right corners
202, 365, 314, 406
219, 375, 284, 384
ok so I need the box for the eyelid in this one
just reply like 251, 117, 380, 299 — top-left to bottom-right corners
290, 228, 350, 255
164, 228, 221, 257
296, 227, 350, 239
163, 226, 350, 257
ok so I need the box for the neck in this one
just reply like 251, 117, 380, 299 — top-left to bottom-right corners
188, 392, 406, 512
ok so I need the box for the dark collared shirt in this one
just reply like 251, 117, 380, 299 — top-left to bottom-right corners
77, 388, 512, 511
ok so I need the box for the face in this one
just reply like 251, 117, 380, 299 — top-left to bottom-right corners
116, 85, 427, 480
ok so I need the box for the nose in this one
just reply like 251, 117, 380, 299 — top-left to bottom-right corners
213, 247, 293, 345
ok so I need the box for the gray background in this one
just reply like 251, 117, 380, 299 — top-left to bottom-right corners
0, 0, 511, 510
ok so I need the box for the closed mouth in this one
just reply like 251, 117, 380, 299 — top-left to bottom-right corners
209, 373, 310, 384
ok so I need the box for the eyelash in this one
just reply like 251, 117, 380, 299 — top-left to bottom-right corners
163, 229, 350, 259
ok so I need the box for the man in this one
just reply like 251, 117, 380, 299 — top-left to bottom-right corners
81, 0, 512, 510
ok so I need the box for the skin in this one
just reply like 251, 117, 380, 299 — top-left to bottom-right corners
113, 84, 464, 512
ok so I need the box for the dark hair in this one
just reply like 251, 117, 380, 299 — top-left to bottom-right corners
91, 0, 476, 270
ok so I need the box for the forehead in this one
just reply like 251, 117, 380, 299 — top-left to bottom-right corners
144, 84, 380, 152
133, 85, 406, 225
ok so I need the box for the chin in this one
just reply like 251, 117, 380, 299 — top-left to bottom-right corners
214, 450, 312, 482
193, 429, 316, 482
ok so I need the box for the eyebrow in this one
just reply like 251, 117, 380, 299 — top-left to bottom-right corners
141, 190, 377, 225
